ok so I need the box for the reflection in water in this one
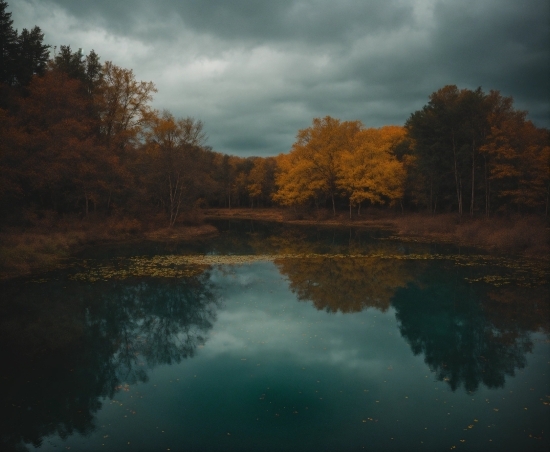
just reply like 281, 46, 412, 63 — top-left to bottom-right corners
484, 285, 550, 335
275, 250, 549, 392
0, 221, 548, 451
392, 269, 532, 391
392, 265, 549, 392
276, 257, 420, 313
0, 271, 218, 451
202, 220, 433, 258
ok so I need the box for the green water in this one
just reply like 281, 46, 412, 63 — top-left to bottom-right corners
1, 221, 548, 451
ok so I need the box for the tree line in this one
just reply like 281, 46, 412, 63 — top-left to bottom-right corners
1, 1, 548, 227
0, 1, 278, 226
276, 88, 549, 217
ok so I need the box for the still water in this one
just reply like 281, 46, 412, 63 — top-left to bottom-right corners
1, 221, 549, 451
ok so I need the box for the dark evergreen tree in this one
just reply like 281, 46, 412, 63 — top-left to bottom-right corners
84, 49, 102, 95
0, 0, 17, 85
13, 26, 49, 86
406, 86, 492, 215
51, 46, 103, 99
52, 45, 86, 80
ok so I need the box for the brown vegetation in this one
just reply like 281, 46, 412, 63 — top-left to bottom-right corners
204, 207, 549, 257
0, 212, 217, 279
388, 213, 549, 256
1, 2, 548, 277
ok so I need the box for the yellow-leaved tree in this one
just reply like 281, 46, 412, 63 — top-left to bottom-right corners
337, 125, 407, 216
273, 116, 362, 214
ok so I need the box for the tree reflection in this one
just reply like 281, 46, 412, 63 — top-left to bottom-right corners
210, 219, 430, 257
0, 270, 218, 451
276, 257, 420, 313
392, 264, 549, 392
276, 246, 549, 392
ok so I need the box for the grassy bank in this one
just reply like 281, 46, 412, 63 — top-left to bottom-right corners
204, 208, 550, 257
0, 213, 217, 280
2, 207, 547, 280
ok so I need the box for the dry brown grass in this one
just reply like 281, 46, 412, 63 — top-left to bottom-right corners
204, 208, 549, 257
3, 207, 546, 279
0, 230, 81, 278
386, 213, 549, 256
204, 208, 287, 222
458, 216, 548, 256
0, 210, 218, 279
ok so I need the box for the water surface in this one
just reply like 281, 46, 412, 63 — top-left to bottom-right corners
1, 221, 548, 451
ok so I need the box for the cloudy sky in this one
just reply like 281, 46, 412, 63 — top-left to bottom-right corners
10, 0, 550, 157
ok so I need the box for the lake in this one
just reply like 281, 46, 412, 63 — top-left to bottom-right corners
1, 220, 549, 451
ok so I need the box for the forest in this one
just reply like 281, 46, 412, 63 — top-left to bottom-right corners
1, 0, 549, 230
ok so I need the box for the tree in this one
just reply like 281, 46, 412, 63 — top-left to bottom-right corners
274, 116, 362, 214
83, 50, 102, 95
247, 158, 265, 207
50, 46, 104, 131
405, 86, 512, 216
246, 157, 275, 207
13, 26, 49, 87
0, 2, 49, 88
143, 111, 207, 226
273, 151, 319, 208
481, 111, 550, 213
16, 70, 113, 215
458, 87, 489, 216
0, 0, 17, 85
0, 106, 25, 214
51, 45, 85, 79
407, 86, 470, 215
213, 153, 237, 208
98, 61, 156, 155
337, 125, 407, 216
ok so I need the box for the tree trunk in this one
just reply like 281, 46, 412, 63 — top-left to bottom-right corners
470, 138, 475, 216
331, 192, 336, 216
484, 155, 489, 218
429, 178, 433, 215
452, 130, 463, 216
545, 183, 549, 216
168, 173, 184, 227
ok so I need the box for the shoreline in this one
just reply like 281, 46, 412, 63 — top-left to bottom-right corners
0, 219, 218, 281
1, 208, 548, 280
203, 208, 549, 257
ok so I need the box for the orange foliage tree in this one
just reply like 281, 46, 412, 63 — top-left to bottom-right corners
338, 126, 407, 216
273, 116, 362, 214
16, 70, 115, 214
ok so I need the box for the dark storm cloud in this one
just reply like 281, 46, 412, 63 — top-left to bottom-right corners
10, 0, 549, 156
28, 0, 413, 46
428, 1, 549, 121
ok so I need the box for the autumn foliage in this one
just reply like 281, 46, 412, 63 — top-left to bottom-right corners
0, 1, 548, 228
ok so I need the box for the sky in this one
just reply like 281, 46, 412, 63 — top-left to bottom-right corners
10, 0, 550, 157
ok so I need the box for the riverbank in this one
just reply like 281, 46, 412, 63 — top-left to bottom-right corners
2, 207, 548, 280
203, 208, 550, 257
0, 214, 217, 280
